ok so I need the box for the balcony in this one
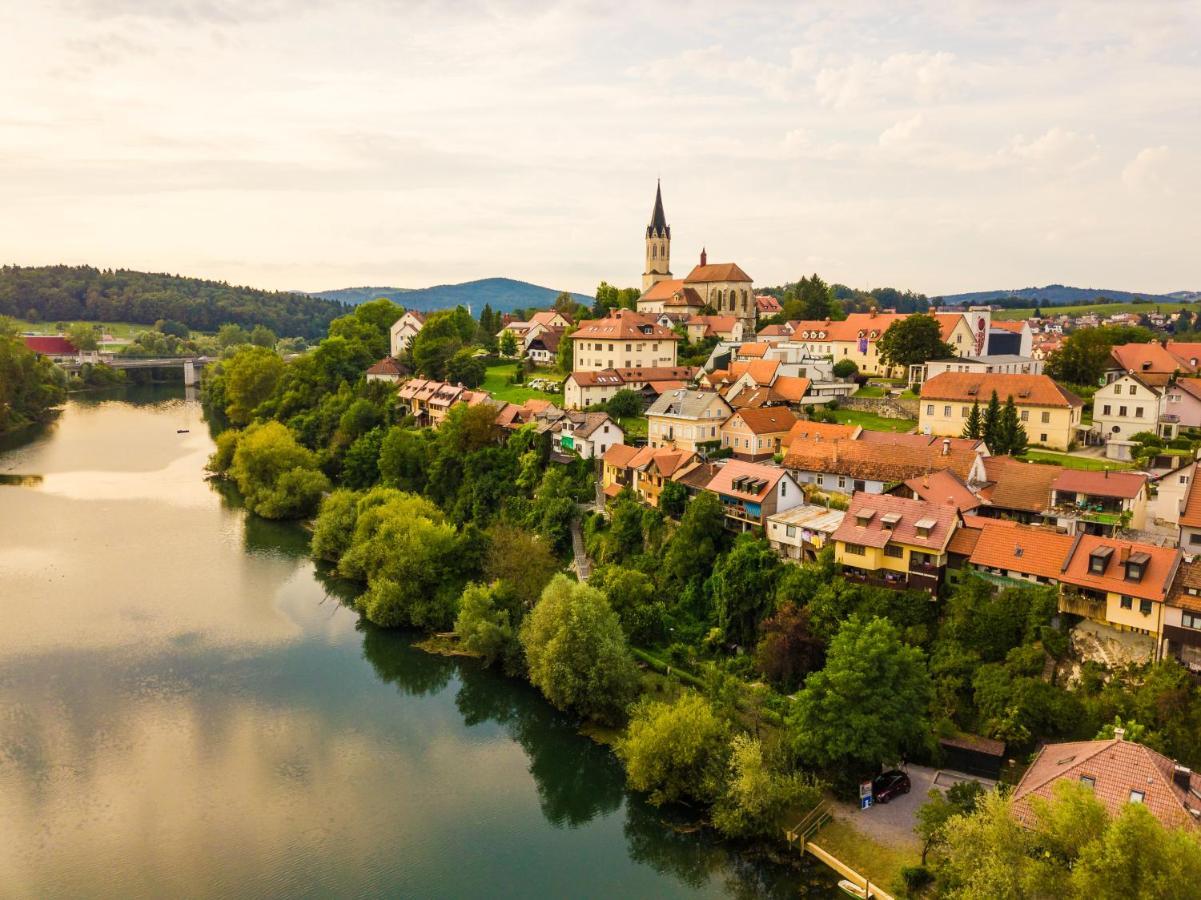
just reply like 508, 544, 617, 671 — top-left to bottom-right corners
1058, 590, 1107, 620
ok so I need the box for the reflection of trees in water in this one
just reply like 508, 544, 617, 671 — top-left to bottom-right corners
453, 659, 624, 829
358, 622, 455, 698
210, 479, 314, 559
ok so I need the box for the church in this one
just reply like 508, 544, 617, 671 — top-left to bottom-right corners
635, 181, 757, 331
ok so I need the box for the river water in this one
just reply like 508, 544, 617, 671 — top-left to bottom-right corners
0, 386, 836, 898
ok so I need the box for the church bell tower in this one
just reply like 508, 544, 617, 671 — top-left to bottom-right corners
642, 180, 671, 292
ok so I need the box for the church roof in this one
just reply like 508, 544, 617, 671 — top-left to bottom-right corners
647, 180, 670, 238
685, 262, 752, 284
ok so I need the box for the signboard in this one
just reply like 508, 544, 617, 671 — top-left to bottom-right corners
561, 435, 574, 450
858, 337, 868, 354
859, 780, 873, 811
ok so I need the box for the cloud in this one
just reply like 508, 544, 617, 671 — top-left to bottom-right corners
1121, 146, 1172, 194
814, 51, 958, 109
878, 113, 924, 148
990, 127, 1101, 172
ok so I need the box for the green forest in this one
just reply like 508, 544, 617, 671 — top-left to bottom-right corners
0, 319, 67, 433
0, 265, 344, 339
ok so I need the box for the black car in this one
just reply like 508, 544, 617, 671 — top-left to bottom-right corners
871, 770, 911, 803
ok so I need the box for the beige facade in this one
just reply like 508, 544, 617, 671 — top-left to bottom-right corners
646, 390, 733, 452
1093, 374, 1165, 442
921, 400, 1081, 451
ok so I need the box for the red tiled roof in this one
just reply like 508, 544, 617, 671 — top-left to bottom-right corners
769, 375, 810, 402
1060, 534, 1180, 603
832, 492, 959, 552
1182, 477, 1201, 529
571, 309, 680, 341
688, 315, 739, 335
568, 366, 695, 387
1012, 739, 1201, 832
1110, 342, 1196, 375
968, 521, 1075, 580
1168, 342, 1201, 369
755, 294, 782, 313
946, 525, 982, 557
1168, 559, 1201, 613
855, 432, 986, 452
977, 456, 1059, 514
1171, 378, 1201, 403
904, 469, 981, 512
783, 438, 980, 484
920, 372, 1082, 408
757, 324, 794, 338
23, 335, 77, 354
640, 279, 686, 301
628, 446, 695, 477
725, 407, 799, 435
367, 357, 404, 376
1052, 469, 1147, 500
705, 459, 787, 502
603, 444, 641, 468
684, 262, 753, 283
730, 358, 779, 385
736, 342, 769, 359
934, 313, 967, 342
781, 420, 860, 447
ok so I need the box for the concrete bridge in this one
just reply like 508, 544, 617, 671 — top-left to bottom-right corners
59, 355, 214, 386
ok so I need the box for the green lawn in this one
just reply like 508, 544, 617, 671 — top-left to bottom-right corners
482, 362, 564, 404
993, 300, 1194, 322
852, 385, 885, 398
830, 410, 917, 433
813, 816, 920, 893
1020, 449, 1133, 471
618, 416, 647, 439
9, 319, 174, 339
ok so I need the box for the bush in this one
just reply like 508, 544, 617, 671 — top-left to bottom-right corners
900, 865, 933, 890
618, 692, 730, 806
832, 358, 859, 379
606, 389, 642, 419
712, 734, 822, 839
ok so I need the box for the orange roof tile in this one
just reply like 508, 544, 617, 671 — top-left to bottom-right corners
783, 438, 979, 484
571, 309, 680, 341
781, 420, 860, 447
639, 279, 686, 301
1060, 534, 1180, 603
730, 358, 780, 385
904, 469, 981, 512
968, 521, 1075, 580
920, 372, 1082, 408
1111, 342, 1197, 375
1052, 469, 1147, 500
705, 459, 788, 502
978, 456, 1059, 514
946, 525, 982, 556
725, 407, 799, 435
1182, 477, 1201, 529
684, 262, 752, 283
833, 492, 959, 551
602, 444, 640, 468
736, 342, 769, 359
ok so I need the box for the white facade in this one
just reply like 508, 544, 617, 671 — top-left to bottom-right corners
1093, 374, 1163, 442
389, 312, 425, 356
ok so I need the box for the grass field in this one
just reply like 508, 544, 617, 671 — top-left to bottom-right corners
813, 816, 919, 893
830, 410, 917, 433
618, 416, 647, 439
992, 300, 1194, 322
9, 319, 156, 338
482, 362, 564, 404
1020, 449, 1133, 471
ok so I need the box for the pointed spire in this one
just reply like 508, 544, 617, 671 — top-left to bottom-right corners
700, 246, 707, 266
647, 179, 669, 238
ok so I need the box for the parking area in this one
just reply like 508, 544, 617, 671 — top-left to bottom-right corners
829, 764, 995, 849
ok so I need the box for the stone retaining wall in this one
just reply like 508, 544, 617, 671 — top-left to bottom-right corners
838, 396, 920, 420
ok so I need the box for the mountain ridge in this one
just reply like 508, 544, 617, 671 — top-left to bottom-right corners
305, 277, 591, 313
938, 284, 1199, 306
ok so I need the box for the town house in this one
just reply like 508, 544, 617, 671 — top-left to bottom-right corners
919, 372, 1083, 451
570, 309, 679, 372
719, 407, 798, 460
833, 492, 960, 594
646, 389, 733, 453
703, 459, 803, 530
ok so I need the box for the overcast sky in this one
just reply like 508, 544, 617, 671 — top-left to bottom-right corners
2, 1, 1198, 297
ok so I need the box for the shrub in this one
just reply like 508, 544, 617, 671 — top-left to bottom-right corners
618, 692, 730, 806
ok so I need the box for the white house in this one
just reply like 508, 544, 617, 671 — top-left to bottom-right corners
553, 412, 624, 460
1092, 373, 1165, 442
390, 311, 426, 356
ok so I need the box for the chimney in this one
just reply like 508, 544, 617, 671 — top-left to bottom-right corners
1174, 765, 1192, 790
1114, 727, 1126, 741
942, 438, 951, 456
869, 308, 878, 319
1119, 546, 1130, 564
700, 247, 707, 266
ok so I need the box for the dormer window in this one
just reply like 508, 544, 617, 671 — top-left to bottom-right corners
1089, 546, 1113, 575
856, 509, 875, 525
880, 513, 901, 530
914, 517, 937, 538
1130, 790, 1145, 804
1125, 551, 1150, 583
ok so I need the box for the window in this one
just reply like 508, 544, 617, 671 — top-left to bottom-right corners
1182, 476, 1190, 485
1130, 790, 1145, 804
844, 543, 865, 555
1140, 599, 1153, 615
961, 406, 969, 417
944, 405, 952, 417
1119, 406, 1128, 417
786, 524, 797, 538
884, 544, 904, 559
1120, 596, 1133, 610
1182, 612, 1201, 630
1041, 434, 1048, 442
838, 476, 847, 489
1103, 404, 1112, 415
1020, 409, 1029, 422
1191, 533, 1201, 546
1079, 775, 1095, 789
780, 480, 787, 497
1041, 411, 1050, 423
926, 404, 934, 415
1136, 407, 1144, 418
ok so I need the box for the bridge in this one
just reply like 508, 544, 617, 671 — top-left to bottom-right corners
58, 355, 214, 386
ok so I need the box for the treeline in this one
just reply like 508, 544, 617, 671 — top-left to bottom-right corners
0, 265, 345, 339
0, 320, 67, 433
760, 275, 932, 318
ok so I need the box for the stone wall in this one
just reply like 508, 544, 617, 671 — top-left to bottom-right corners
837, 396, 920, 420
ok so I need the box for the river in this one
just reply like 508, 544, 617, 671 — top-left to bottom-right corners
0, 386, 837, 898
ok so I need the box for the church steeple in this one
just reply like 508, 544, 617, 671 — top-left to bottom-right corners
642, 180, 671, 292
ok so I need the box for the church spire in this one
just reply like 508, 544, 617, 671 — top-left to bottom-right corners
647, 179, 669, 239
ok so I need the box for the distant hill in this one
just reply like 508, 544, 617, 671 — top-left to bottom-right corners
306, 277, 590, 314
938, 284, 1195, 307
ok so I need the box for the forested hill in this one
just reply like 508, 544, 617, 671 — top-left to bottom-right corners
306, 277, 590, 313
0, 265, 345, 339
938, 284, 1196, 306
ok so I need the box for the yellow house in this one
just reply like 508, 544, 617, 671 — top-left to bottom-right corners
919, 372, 1083, 451
646, 389, 733, 452
832, 492, 960, 593
1058, 536, 1181, 639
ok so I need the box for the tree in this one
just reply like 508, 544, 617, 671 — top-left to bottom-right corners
221, 345, 284, 426
157, 319, 190, 338
798, 273, 833, 320
914, 781, 984, 864
378, 426, 430, 493
662, 491, 727, 589
789, 615, 931, 771
754, 602, 824, 692
310, 488, 361, 562
482, 523, 559, 609
1072, 798, 1201, 898
1046, 324, 1155, 387
249, 324, 277, 348
710, 533, 783, 647
341, 426, 385, 488
877, 315, 955, 369
933, 791, 1042, 897
520, 574, 639, 724
499, 329, 518, 357
0, 326, 67, 433
832, 358, 859, 379
590, 564, 665, 644
556, 325, 577, 372
217, 323, 250, 348
606, 389, 642, 419
995, 394, 1028, 454
455, 581, 521, 670
712, 735, 822, 840
618, 692, 730, 806
446, 348, 486, 388
65, 321, 99, 352
227, 421, 330, 519
658, 480, 687, 519
962, 399, 982, 439
982, 390, 1002, 450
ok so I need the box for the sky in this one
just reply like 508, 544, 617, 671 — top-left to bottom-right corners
2, 0, 1199, 297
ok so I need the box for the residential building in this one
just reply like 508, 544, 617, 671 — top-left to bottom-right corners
389, 311, 425, 356
629, 445, 698, 508
894, 469, 982, 513
399, 378, 491, 426
919, 355, 1044, 383
1162, 378, 1201, 431
683, 315, 743, 342
1147, 459, 1196, 534
601, 444, 640, 499
967, 520, 1076, 587
766, 505, 846, 562
570, 309, 679, 372
719, 407, 798, 460
783, 437, 982, 496
525, 330, 562, 366
551, 412, 623, 460
780, 420, 861, 449
1056, 535, 1180, 639
1049, 469, 1149, 532
967, 455, 1060, 524
366, 357, 405, 383
919, 372, 1083, 451
1011, 736, 1201, 832
22, 335, 91, 363
1105, 342, 1197, 383
832, 492, 960, 593
703, 459, 803, 530
989, 320, 1034, 357
754, 294, 783, 317
1092, 373, 1168, 442
934, 312, 983, 357
1178, 476, 1201, 554
562, 365, 695, 410
646, 389, 733, 452
1164, 559, 1201, 672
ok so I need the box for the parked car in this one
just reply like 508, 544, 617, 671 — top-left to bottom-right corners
871, 770, 911, 803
